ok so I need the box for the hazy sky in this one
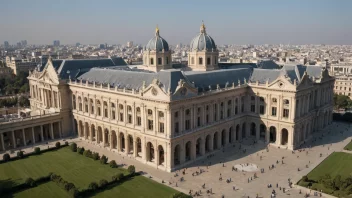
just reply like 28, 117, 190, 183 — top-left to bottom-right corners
1, 0, 351, 45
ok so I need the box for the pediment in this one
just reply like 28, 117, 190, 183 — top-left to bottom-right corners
38, 61, 59, 84
267, 76, 296, 91
142, 80, 170, 101
173, 79, 198, 98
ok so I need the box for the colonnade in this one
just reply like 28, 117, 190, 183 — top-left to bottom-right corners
0, 121, 62, 151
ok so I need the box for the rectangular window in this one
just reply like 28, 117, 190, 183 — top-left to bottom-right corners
227, 109, 231, 117
197, 117, 201, 127
206, 114, 209, 124
148, 120, 153, 130
283, 109, 289, 118
104, 109, 108, 118
207, 57, 210, 65
128, 115, 132, 124
137, 116, 141, 126
158, 58, 162, 65
98, 108, 101, 116
235, 106, 238, 114
166, 57, 169, 64
260, 105, 265, 115
159, 123, 164, 133
271, 107, 277, 116
185, 120, 190, 130
150, 58, 154, 65
112, 111, 115, 119
220, 111, 223, 119
241, 104, 244, 113
199, 58, 203, 65
174, 111, 178, 118
251, 104, 255, 113
119, 113, 123, 121
91, 107, 94, 114
175, 122, 179, 133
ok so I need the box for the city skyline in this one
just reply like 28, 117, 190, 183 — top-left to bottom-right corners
0, 0, 351, 45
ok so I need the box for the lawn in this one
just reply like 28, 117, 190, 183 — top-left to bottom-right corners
4, 182, 69, 198
0, 147, 127, 189
92, 175, 179, 198
344, 140, 352, 151
298, 152, 352, 197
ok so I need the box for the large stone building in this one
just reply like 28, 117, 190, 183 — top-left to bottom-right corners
0, 24, 334, 172
5, 56, 38, 75
330, 63, 352, 98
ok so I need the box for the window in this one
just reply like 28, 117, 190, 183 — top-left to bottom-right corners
199, 57, 203, 65
112, 110, 115, 119
174, 111, 178, 118
185, 120, 190, 130
84, 98, 88, 112
283, 109, 289, 118
166, 57, 169, 64
227, 109, 231, 117
148, 120, 153, 130
97, 100, 101, 116
197, 117, 201, 127
185, 109, 190, 116
206, 114, 209, 123
159, 111, 164, 118
175, 122, 179, 133
104, 101, 108, 118
283, 99, 289, 105
271, 107, 277, 116
159, 123, 164, 133
119, 113, 123, 121
158, 58, 162, 65
260, 97, 265, 102
148, 109, 153, 115
207, 57, 210, 65
251, 104, 255, 112
272, 98, 277, 103
260, 105, 265, 115
90, 99, 94, 114
72, 95, 76, 109
128, 115, 132, 123
137, 117, 141, 126
150, 58, 154, 65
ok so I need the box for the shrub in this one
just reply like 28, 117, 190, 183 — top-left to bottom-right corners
100, 155, 108, 164
77, 147, 85, 155
64, 182, 76, 191
109, 160, 118, 168
302, 175, 309, 182
172, 192, 193, 198
70, 143, 77, 152
68, 188, 79, 197
3, 153, 10, 162
34, 147, 41, 154
25, 177, 36, 187
83, 149, 92, 158
88, 182, 98, 190
112, 173, 124, 182
127, 165, 136, 175
99, 179, 108, 188
65, 141, 69, 146
92, 152, 100, 160
55, 142, 61, 149
17, 151, 24, 158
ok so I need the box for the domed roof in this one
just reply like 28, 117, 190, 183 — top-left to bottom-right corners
190, 23, 217, 51
145, 26, 169, 52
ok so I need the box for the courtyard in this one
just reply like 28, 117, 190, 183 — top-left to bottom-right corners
0, 146, 179, 197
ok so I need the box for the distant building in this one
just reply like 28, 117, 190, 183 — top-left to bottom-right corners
99, 43, 107, 49
330, 63, 352, 99
5, 56, 38, 75
4, 41, 9, 48
127, 41, 133, 48
21, 40, 27, 47
76, 43, 80, 47
53, 40, 60, 47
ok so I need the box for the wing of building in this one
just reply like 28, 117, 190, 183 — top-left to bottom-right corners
0, 24, 334, 172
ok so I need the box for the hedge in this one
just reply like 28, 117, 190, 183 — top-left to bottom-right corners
0, 173, 52, 194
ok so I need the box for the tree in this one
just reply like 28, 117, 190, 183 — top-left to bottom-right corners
100, 155, 108, 164
334, 94, 352, 109
34, 147, 41, 154
2, 153, 10, 162
70, 143, 77, 152
17, 151, 24, 158
127, 165, 136, 175
77, 147, 85, 155
92, 152, 100, 160
302, 175, 309, 182
83, 150, 92, 158
55, 142, 61, 149
109, 160, 118, 168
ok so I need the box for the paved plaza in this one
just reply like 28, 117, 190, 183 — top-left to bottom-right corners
2, 121, 352, 198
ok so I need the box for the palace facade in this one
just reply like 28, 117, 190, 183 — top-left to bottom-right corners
0, 24, 334, 172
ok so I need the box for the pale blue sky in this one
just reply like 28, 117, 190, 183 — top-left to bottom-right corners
0, 0, 351, 45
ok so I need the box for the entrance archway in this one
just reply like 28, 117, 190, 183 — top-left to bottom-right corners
260, 124, 266, 140
250, 122, 256, 137
79, 121, 84, 137
185, 141, 192, 161
119, 133, 125, 151
111, 131, 117, 149
221, 129, 226, 146
242, 122, 246, 138
127, 135, 133, 154
147, 142, 155, 162
229, 127, 233, 143
158, 145, 164, 165
74, 119, 78, 135
236, 124, 240, 141
269, 126, 276, 143
97, 126, 103, 143
205, 135, 211, 153
85, 122, 89, 139
136, 138, 142, 157
91, 124, 96, 141
196, 138, 202, 157
174, 145, 180, 166
281, 128, 288, 145
213, 132, 218, 150
104, 129, 109, 147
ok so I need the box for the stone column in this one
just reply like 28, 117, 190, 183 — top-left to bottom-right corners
50, 123, 54, 140
12, 130, 16, 148
32, 127, 36, 144
133, 140, 138, 157
1, 133, 5, 151
22, 129, 26, 146
125, 133, 129, 155
58, 122, 62, 138
266, 127, 270, 143
109, 134, 113, 149
83, 123, 87, 139
40, 125, 44, 142
155, 146, 159, 165
291, 97, 296, 120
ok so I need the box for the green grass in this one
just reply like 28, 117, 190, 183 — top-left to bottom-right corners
92, 175, 179, 198
344, 141, 352, 151
0, 147, 127, 189
0, 147, 181, 198
298, 152, 352, 197
5, 182, 69, 198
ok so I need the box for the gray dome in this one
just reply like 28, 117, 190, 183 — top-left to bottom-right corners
145, 28, 169, 52
190, 23, 216, 51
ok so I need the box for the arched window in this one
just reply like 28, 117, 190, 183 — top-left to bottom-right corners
96, 100, 101, 116
84, 97, 88, 112
90, 99, 94, 114
127, 105, 132, 124
78, 96, 82, 111
136, 107, 141, 126
119, 104, 124, 122
147, 109, 153, 130
103, 101, 108, 118
72, 95, 76, 109
111, 103, 116, 120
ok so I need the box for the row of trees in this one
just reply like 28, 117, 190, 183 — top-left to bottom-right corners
0, 71, 29, 95
333, 94, 352, 109
0, 96, 30, 107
